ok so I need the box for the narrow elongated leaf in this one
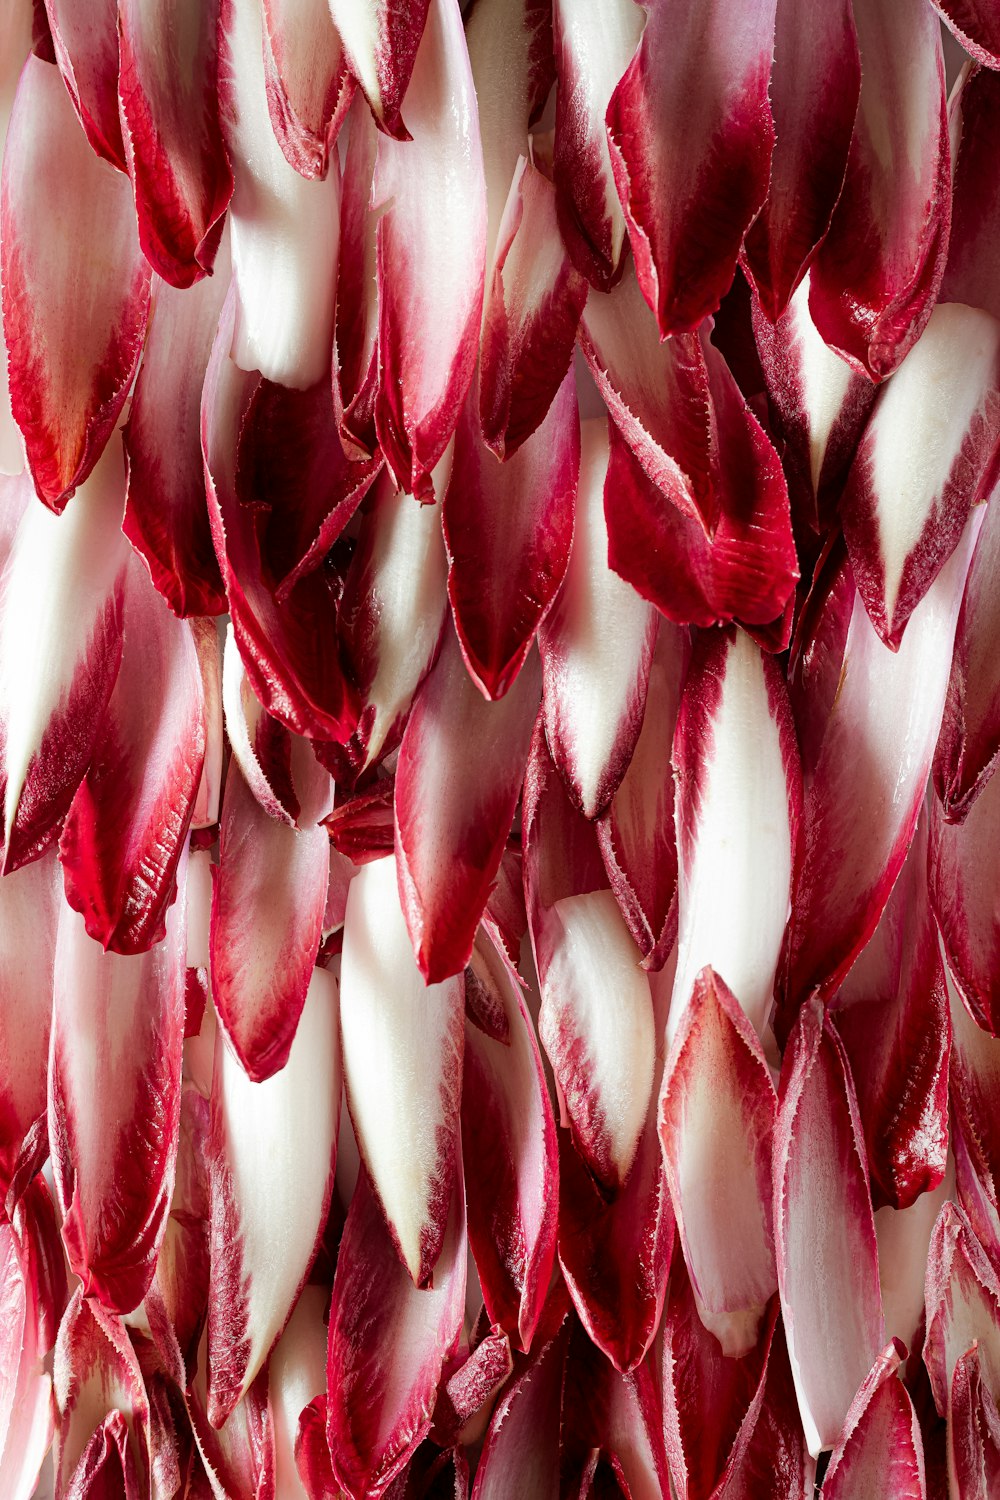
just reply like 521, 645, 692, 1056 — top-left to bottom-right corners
941, 65, 1000, 321
0, 852, 58, 1193
561, 1326, 671, 1499
931, 762, 1000, 1037
931, 0, 1000, 68
326, 1165, 466, 1497
551, 0, 643, 291
0, 1189, 62, 1500
219, 0, 340, 387
923, 1201, 1000, 1418
54, 1291, 150, 1496
210, 759, 329, 1082
395, 621, 540, 982
741, 0, 860, 322
269, 1285, 328, 1500
340, 855, 464, 1285
876, 1174, 951, 1356
445, 376, 578, 701
43, 0, 124, 168
934, 487, 1000, 821
540, 417, 657, 819
781, 519, 979, 1008
950, 985, 1000, 1268
461, 927, 558, 1353
0, 2, 31, 478
606, 0, 777, 336
1, 55, 150, 510
190, 1332, 275, 1498
821, 1342, 926, 1499
206, 966, 340, 1425
327, 0, 429, 139
59, 555, 206, 955
722, 1321, 815, 1499
840, 302, 1000, 648
0, 446, 129, 873
669, 626, 799, 1049
333, 93, 379, 460
479, 159, 587, 460
774, 1000, 884, 1457
373, 0, 485, 499
949, 1343, 1000, 1500
809, 0, 950, 380
118, 0, 233, 287
472, 1308, 568, 1499
661, 968, 778, 1358
262, 0, 352, 178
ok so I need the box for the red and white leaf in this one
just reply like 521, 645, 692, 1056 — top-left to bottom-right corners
821, 1341, 926, 1499
372, 0, 486, 498
394, 620, 540, 982
262, 0, 353, 179
445, 375, 578, 701
606, 0, 777, 336
808, 0, 951, 381
560, 1327, 671, 1499
934, 485, 1000, 821
949, 1343, 1000, 1500
1, 54, 150, 510
479, 158, 587, 460
774, 1000, 884, 1457
332, 92, 379, 460
118, 0, 233, 287
219, 0, 340, 388
472, 1307, 568, 1499
931, 762, 1000, 1038
43, 0, 124, 168
941, 64, 1000, 320
326, 0, 429, 140
721, 1320, 815, 1499
325, 1164, 466, 1497
539, 417, 657, 820
206, 966, 340, 1425
781, 519, 980, 1009
0, 2, 31, 478
0, 851, 59, 1192
741, 0, 860, 322
661, 968, 778, 1358
551, 0, 643, 291
950, 984, 1000, 1272
340, 854, 464, 1285
669, 626, 799, 1048
832, 810, 951, 1209
54, 1291, 149, 1496
931, 0, 1000, 69
210, 758, 329, 1083
923, 1201, 1000, 1417
189, 1333, 275, 1499
269, 1285, 328, 1500
840, 302, 1000, 649
876, 1173, 952, 1357
461, 928, 558, 1353
59, 554, 206, 955
0, 1191, 61, 1500
49, 877, 187, 1313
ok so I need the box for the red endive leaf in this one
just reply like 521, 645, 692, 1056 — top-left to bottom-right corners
337, 466, 449, 775
479, 159, 587, 460
333, 92, 379, 460
923, 1201, 1000, 1418
822, 1341, 925, 1498
0, 1193, 59, 1500
934, 486, 1000, 821
373, 0, 486, 498
556, 961, 674, 1371
262, 0, 352, 179
949, 1343, 1000, 1500
118, 0, 232, 287
461, 926, 558, 1354
661, 968, 778, 1358
395, 621, 540, 982
472, 1306, 569, 1499
206, 966, 340, 1426
722, 1320, 815, 1499
774, 999, 884, 1457
59, 554, 206, 955
0, 2, 31, 479
445, 376, 578, 701
840, 302, 1000, 649
751, 277, 876, 536
54, 1291, 149, 1496
932, 767, 1000, 1038
606, 0, 776, 337
49, 872, 186, 1313
832, 811, 950, 1209
540, 417, 657, 820
741, 0, 859, 322
340, 854, 464, 1285
210, 759, 329, 1083
326, 1164, 466, 1497
560, 1325, 671, 1498
931, 1, 1000, 69
604, 370, 798, 636
551, 0, 643, 291
808, 0, 950, 381
669, 626, 799, 1049
430, 1327, 513, 1448
150, 1081, 210, 1369
202, 288, 359, 743
219, 0, 339, 388
0, 851, 59, 1193
941, 65, 1000, 321
190, 1331, 275, 1498
876, 1173, 952, 1359
192, 620, 223, 831
269, 1285, 328, 1500
324, 779, 395, 866
950, 983, 1000, 1269
327, 0, 429, 140
1, 55, 150, 511
42, 0, 124, 168
661, 1269, 776, 1500
122, 242, 230, 621
781, 518, 980, 1009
